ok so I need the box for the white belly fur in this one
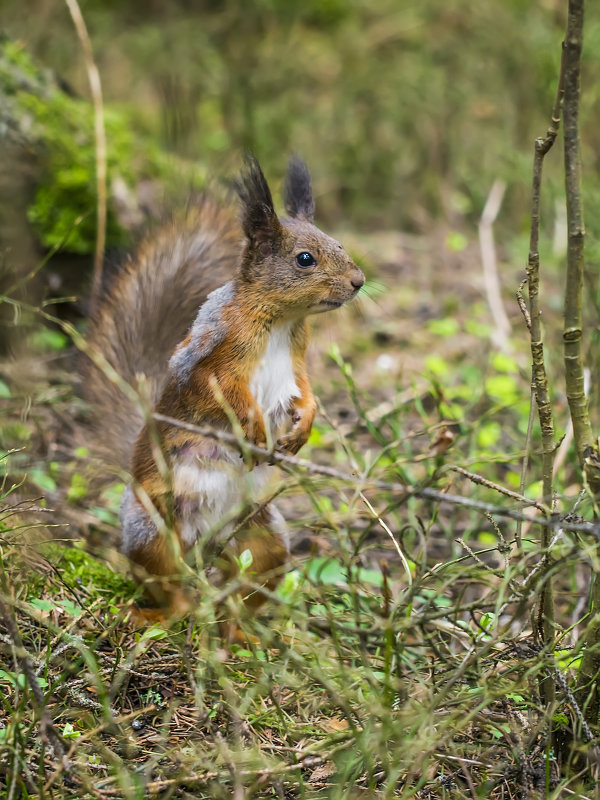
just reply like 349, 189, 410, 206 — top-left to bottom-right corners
250, 322, 300, 444
173, 455, 273, 547
173, 324, 298, 547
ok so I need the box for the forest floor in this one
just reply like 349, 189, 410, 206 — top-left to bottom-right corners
1, 224, 597, 799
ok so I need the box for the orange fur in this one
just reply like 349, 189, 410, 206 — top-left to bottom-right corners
87, 157, 364, 629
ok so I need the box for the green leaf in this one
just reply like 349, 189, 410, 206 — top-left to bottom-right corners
62, 722, 82, 739
465, 319, 492, 338
425, 354, 449, 377
143, 626, 168, 641
476, 422, 501, 449
88, 506, 119, 525
445, 231, 468, 252
0, 380, 11, 398
491, 352, 519, 373
427, 318, 460, 337
30, 328, 69, 353
306, 557, 346, 585
239, 548, 254, 573
0, 669, 20, 687
479, 612, 496, 631
277, 569, 302, 599
485, 374, 518, 405
67, 472, 89, 503
356, 567, 383, 587
555, 649, 581, 672
28, 469, 57, 493
60, 599, 83, 618
29, 598, 56, 612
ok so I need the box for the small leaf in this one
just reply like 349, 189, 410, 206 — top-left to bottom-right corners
485, 374, 518, 405
144, 625, 168, 641
427, 318, 460, 337
476, 422, 501, 449
28, 469, 57, 493
62, 723, 81, 739
60, 599, 83, 618
425, 354, 449, 377
67, 472, 89, 503
29, 598, 56, 612
445, 231, 468, 252
239, 548, 254, 573
491, 352, 519, 374
88, 506, 119, 525
306, 557, 346, 585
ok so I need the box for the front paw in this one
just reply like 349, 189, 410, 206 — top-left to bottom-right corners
277, 430, 309, 456
245, 438, 268, 469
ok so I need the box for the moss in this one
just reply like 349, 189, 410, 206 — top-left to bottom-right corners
0, 39, 192, 255
38, 541, 137, 599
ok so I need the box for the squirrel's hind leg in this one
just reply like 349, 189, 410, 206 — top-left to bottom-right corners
219, 504, 289, 642
236, 504, 290, 609
120, 487, 190, 623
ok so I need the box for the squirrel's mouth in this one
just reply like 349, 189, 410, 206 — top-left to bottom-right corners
319, 299, 344, 309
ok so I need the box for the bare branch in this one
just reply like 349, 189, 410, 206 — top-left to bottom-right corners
64, 0, 107, 307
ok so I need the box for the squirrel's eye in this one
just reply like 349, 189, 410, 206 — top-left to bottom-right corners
296, 251, 316, 269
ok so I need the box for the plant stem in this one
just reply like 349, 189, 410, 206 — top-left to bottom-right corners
562, 0, 600, 730
65, 0, 107, 307
526, 38, 565, 709
563, 0, 592, 463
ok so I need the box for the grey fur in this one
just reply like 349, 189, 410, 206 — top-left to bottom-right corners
267, 503, 290, 553
83, 197, 242, 470
120, 486, 157, 555
169, 281, 235, 385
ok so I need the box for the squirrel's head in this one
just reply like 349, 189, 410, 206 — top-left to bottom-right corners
235, 155, 365, 319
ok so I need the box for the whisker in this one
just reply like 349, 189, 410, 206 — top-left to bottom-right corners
361, 280, 387, 297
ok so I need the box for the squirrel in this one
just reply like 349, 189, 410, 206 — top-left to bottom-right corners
85, 156, 365, 628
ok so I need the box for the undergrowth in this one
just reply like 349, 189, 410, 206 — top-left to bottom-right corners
1, 284, 599, 797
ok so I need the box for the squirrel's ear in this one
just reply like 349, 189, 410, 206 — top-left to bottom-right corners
235, 155, 282, 255
283, 156, 315, 222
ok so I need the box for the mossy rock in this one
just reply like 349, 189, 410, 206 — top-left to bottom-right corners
0, 37, 198, 256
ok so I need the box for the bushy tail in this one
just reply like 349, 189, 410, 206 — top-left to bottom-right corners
84, 197, 241, 470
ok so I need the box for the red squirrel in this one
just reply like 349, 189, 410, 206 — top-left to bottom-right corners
85, 156, 364, 624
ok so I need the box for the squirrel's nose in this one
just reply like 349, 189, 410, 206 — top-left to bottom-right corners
350, 270, 365, 290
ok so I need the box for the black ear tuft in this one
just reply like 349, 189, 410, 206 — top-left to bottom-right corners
283, 156, 315, 222
234, 154, 280, 251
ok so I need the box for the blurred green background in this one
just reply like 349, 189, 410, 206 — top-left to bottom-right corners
2, 2, 599, 225
1, 0, 600, 271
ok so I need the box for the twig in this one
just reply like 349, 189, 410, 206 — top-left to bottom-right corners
359, 492, 412, 585
64, 0, 107, 306
450, 465, 546, 512
152, 412, 600, 537
479, 179, 511, 352
516, 276, 532, 331
515, 371, 536, 550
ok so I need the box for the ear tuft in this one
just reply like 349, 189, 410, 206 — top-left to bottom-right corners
234, 154, 280, 249
283, 156, 315, 222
